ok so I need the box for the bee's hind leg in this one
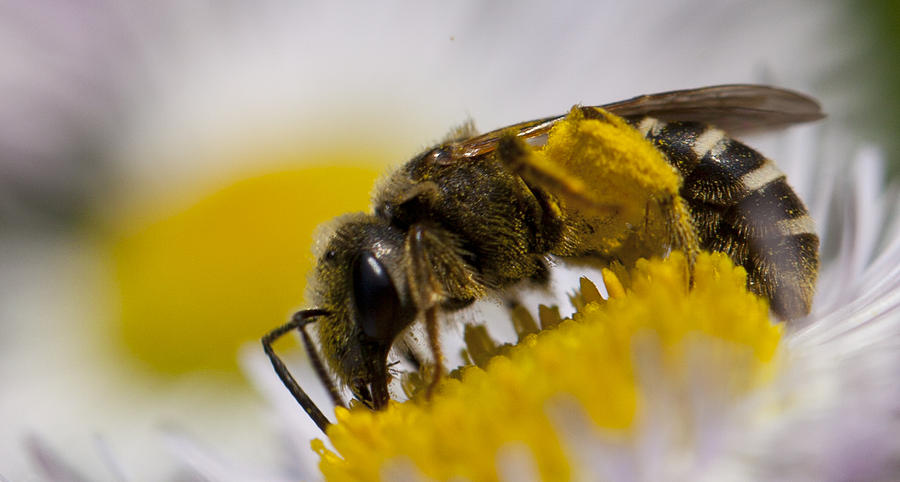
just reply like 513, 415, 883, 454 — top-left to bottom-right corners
495, 131, 619, 220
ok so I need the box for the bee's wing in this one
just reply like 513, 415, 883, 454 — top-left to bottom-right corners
453, 115, 565, 158
453, 84, 824, 159
599, 84, 825, 133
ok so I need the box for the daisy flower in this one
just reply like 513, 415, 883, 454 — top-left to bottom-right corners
0, 0, 892, 480
237, 120, 899, 481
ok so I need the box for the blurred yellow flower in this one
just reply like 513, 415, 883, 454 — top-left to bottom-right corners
106, 162, 381, 376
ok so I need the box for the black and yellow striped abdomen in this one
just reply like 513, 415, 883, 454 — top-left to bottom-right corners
627, 116, 819, 319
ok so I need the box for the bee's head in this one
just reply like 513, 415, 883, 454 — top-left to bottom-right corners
308, 214, 416, 409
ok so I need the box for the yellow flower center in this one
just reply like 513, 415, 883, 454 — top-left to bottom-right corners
105, 162, 380, 376
315, 252, 781, 481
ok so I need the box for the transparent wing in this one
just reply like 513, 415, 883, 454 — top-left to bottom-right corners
451, 115, 564, 158
599, 84, 825, 132
451, 84, 824, 158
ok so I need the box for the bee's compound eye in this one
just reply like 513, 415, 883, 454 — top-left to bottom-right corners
352, 251, 402, 341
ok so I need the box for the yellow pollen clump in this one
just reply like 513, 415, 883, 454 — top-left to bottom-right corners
316, 252, 782, 481
513, 107, 697, 265
545, 107, 682, 200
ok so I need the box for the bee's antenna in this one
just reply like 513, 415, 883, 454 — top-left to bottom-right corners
296, 311, 347, 411
262, 309, 344, 434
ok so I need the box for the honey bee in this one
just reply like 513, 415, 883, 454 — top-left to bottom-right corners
262, 85, 823, 432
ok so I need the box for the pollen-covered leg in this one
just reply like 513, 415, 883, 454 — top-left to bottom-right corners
495, 131, 619, 220
498, 107, 699, 265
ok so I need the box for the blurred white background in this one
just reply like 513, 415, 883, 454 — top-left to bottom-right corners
0, 0, 890, 479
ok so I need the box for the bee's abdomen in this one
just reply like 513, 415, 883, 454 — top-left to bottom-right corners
627, 116, 819, 319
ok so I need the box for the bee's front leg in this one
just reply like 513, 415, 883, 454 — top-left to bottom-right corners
404, 223, 485, 400
404, 225, 447, 400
